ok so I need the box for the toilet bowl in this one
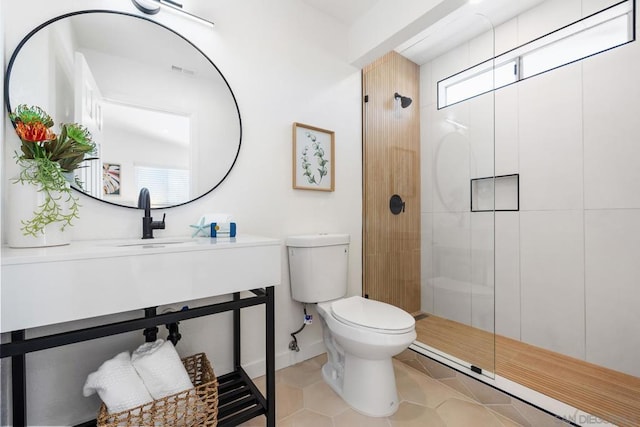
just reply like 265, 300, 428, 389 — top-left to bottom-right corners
286, 234, 416, 417
316, 296, 416, 417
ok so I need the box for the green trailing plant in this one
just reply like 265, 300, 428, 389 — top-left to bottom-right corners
14, 155, 81, 236
9, 104, 97, 237
300, 131, 328, 185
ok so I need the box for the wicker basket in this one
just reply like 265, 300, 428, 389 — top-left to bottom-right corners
97, 352, 218, 427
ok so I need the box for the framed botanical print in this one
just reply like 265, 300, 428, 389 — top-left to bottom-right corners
292, 122, 335, 191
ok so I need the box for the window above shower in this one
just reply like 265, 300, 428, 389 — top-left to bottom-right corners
437, 0, 635, 109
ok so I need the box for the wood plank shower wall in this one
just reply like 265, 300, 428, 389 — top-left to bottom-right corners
362, 51, 421, 313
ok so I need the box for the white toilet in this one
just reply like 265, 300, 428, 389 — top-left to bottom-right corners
286, 234, 416, 417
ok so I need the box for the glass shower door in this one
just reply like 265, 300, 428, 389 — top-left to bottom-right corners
414, 13, 496, 378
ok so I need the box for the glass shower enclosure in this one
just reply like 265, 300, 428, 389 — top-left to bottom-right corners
414, 14, 497, 378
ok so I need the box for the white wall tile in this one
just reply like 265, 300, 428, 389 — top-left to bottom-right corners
520, 210, 585, 359
471, 212, 495, 332
421, 212, 434, 313
469, 26, 495, 65
583, 42, 640, 209
432, 212, 472, 325
433, 277, 472, 325
494, 84, 519, 177
421, 213, 434, 277
518, 64, 583, 211
472, 285, 495, 333
432, 212, 471, 282
494, 18, 518, 57
471, 212, 494, 288
581, 0, 621, 17
467, 93, 495, 180
422, 279, 435, 315
517, 0, 581, 45
433, 128, 471, 213
431, 104, 472, 213
421, 106, 435, 214
430, 42, 470, 85
585, 209, 640, 377
495, 212, 521, 340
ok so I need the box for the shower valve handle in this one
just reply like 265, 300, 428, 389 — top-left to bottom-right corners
390, 194, 405, 215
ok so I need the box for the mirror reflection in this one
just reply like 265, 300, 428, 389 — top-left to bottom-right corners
6, 11, 241, 208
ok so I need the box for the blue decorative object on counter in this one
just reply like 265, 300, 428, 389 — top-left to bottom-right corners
211, 222, 236, 237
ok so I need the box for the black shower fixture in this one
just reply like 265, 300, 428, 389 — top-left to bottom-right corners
394, 92, 412, 108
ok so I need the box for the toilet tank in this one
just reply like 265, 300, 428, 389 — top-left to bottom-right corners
286, 234, 350, 303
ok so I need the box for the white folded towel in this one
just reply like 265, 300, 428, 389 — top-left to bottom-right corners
131, 339, 194, 399
82, 351, 153, 414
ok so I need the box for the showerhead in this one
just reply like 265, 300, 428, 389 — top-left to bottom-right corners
394, 92, 412, 108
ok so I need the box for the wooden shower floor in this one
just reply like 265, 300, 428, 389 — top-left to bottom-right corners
415, 315, 640, 427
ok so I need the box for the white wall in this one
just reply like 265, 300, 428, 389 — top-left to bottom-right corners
421, 0, 640, 377
1, 0, 362, 425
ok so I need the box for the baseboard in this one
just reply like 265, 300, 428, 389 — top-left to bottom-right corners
242, 339, 326, 379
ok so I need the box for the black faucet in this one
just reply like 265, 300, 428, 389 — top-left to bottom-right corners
137, 187, 166, 239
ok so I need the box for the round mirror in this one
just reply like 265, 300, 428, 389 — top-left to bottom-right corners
5, 10, 242, 209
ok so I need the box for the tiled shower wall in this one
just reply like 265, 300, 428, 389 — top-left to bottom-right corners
420, 0, 640, 377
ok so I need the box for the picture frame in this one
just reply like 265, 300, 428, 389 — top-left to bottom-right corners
292, 122, 335, 191
103, 163, 121, 195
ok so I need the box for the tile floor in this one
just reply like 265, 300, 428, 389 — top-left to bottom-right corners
239, 351, 571, 426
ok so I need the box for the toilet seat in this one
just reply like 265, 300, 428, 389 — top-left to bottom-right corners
329, 296, 415, 334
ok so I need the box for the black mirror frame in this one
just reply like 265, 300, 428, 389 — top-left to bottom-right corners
4, 9, 242, 210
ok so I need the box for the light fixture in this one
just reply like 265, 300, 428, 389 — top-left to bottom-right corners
394, 92, 413, 108
131, 0, 214, 28
132, 0, 160, 14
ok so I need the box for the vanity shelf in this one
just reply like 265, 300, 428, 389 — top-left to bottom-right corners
0, 236, 280, 427
1, 289, 276, 427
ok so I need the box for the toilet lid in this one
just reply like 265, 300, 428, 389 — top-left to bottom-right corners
330, 296, 415, 334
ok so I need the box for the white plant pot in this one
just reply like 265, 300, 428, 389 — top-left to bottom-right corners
6, 180, 72, 248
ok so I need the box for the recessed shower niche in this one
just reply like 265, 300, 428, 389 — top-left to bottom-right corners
471, 174, 519, 212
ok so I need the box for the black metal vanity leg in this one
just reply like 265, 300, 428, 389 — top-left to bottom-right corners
265, 287, 275, 427
233, 292, 241, 369
143, 307, 159, 342
11, 330, 26, 427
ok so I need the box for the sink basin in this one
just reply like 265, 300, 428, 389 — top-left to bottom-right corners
106, 236, 242, 248
114, 238, 200, 247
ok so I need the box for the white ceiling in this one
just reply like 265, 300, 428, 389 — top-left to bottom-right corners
301, 0, 547, 65
301, 0, 379, 26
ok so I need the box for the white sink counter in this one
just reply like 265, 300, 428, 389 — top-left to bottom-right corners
1, 235, 279, 264
1, 235, 282, 332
